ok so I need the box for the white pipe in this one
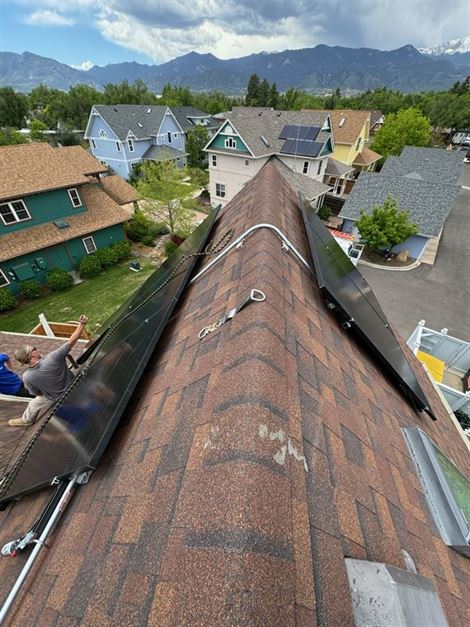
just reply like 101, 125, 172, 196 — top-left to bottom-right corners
190, 223, 311, 284
0, 475, 78, 625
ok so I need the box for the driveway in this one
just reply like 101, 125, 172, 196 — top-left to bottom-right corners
359, 163, 470, 342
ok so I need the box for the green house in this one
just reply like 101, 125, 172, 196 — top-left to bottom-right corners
0, 143, 138, 295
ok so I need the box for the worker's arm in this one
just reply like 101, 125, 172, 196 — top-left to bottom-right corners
67, 315, 89, 348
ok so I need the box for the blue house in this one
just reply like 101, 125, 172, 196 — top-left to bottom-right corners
84, 105, 189, 180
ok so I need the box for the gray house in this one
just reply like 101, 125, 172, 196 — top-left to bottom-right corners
340, 147, 464, 260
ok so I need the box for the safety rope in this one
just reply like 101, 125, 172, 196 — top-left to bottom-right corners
0, 228, 233, 501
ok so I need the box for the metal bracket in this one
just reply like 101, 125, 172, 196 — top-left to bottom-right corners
198, 289, 266, 339
76, 471, 92, 485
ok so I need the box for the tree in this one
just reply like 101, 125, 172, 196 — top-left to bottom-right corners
268, 83, 279, 108
103, 80, 158, 105
29, 119, 48, 141
356, 195, 418, 254
186, 125, 209, 167
0, 87, 28, 128
0, 128, 28, 146
246, 74, 260, 106
258, 79, 270, 106
371, 107, 430, 158
137, 161, 196, 235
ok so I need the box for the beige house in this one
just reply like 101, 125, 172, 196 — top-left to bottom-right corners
204, 107, 334, 207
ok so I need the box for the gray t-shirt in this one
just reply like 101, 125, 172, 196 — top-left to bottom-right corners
23, 344, 74, 400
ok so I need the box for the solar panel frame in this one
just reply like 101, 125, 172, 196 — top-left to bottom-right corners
280, 139, 322, 157
1, 209, 220, 504
299, 198, 436, 421
279, 125, 320, 141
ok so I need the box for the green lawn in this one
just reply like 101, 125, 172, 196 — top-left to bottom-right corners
0, 259, 156, 334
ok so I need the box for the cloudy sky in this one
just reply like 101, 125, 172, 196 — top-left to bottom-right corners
1, 0, 469, 69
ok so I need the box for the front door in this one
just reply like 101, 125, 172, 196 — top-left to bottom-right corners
46, 245, 74, 271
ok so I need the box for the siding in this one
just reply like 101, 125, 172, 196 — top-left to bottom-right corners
0, 188, 86, 235
210, 133, 250, 154
208, 153, 268, 206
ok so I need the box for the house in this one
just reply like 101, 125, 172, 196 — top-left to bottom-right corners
339, 146, 464, 260
369, 109, 385, 134
0, 143, 136, 294
204, 106, 334, 207
84, 105, 189, 180
1, 158, 469, 625
169, 106, 221, 139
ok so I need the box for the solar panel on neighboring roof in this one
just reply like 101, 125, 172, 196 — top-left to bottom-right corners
279, 125, 320, 141
0, 210, 220, 504
299, 199, 436, 421
280, 139, 322, 157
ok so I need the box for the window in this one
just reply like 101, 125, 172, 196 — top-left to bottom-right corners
174, 133, 178, 138
99, 129, 107, 138
303, 161, 309, 175
167, 132, 172, 144
317, 160, 322, 175
128, 139, 134, 152
91, 138, 96, 149
215, 183, 226, 198
212, 155, 217, 167
355, 137, 361, 151
0, 199, 31, 225
225, 137, 237, 149
116, 141, 121, 152
244, 159, 250, 167
403, 427, 470, 556
68, 188, 82, 208
82, 236, 97, 254
0, 269, 10, 288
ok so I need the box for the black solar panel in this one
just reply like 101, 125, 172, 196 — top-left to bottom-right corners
1, 210, 220, 504
279, 125, 320, 141
299, 199, 436, 421
280, 139, 322, 157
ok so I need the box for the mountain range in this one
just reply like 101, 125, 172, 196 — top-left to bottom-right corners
0, 44, 466, 94
419, 35, 470, 69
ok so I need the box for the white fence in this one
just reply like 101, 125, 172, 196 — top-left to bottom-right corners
407, 321, 470, 414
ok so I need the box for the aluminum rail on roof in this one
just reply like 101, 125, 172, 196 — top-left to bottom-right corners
0, 209, 220, 504
299, 197, 436, 421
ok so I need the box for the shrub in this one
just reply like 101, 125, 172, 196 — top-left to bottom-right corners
164, 240, 179, 257
317, 205, 331, 221
455, 409, 470, 430
124, 212, 159, 244
77, 254, 102, 279
96, 246, 118, 269
170, 233, 186, 246
47, 268, 73, 292
0, 289, 17, 312
20, 279, 42, 300
158, 224, 170, 235
110, 240, 132, 262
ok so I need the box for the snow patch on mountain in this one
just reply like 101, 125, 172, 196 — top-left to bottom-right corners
419, 35, 470, 56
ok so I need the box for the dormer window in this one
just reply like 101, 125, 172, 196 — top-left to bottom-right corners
128, 139, 134, 152
68, 188, 82, 208
225, 137, 237, 149
0, 199, 31, 225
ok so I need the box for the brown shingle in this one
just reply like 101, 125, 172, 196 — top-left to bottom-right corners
99, 175, 140, 205
0, 143, 106, 201
0, 185, 129, 262
353, 145, 382, 165
304, 108, 370, 144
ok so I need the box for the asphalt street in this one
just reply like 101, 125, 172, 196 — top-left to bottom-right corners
359, 163, 470, 342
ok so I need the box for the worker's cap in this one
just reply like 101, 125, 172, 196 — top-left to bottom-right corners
14, 345, 35, 364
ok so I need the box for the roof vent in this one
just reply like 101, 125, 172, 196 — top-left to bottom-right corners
277, 112, 282, 117
339, 116, 346, 127
113, 107, 118, 112
147, 108, 151, 114
138, 122, 143, 128
258, 112, 263, 116
260, 135, 270, 147
53, 219, 69, 229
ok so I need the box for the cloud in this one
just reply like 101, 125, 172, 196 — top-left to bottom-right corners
25, 10, 75, 27
71, 61, 95, 71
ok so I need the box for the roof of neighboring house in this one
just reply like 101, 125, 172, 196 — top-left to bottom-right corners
142, 144, 188, 161
273, 157, 332, 200
0, 185, 129, 262
99, 175, 140, 205
325, 157, 355, 177
91, 105, 170, 141
218, 107, 331, 158
0, 161, 469, 625
381, 146, 464, 185
170, 106, 220, 132
304, 109, 370, 144
353, 146, 382, 166
369, 110, 384, 127
0, 143, 98, 201
339, 171, 460, 237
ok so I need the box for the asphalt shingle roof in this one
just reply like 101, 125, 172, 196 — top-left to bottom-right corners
325, 157, 355, 177
92, 105, 170, 141
142, 144, 188, 161
273, 157, 332, 200
99, 175, 140, 205
381, 146, 464, 185
223, 107, 331, 157
169, 106, 219, 132
339, 171, 460, 237
304, 109, 371, 145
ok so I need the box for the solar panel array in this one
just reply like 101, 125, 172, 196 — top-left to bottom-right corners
280, 139, 323, 158
279, 125, 320, 141
1, 210, 220, 504
299, 199, 436, 421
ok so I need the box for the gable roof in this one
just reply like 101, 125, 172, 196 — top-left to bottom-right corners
99, 175, 141, 205
339, 171, 460, 237
304, 109, 370, 144
353, 145, 382, 166
0, 143, 99, 201
369, 109, 384, 127
91, 105, 172, 141
169, 106, 215, 132
0, 185, 129, 262
212, 107, 331, 158
381, 146, 464, 185
273, 156, 332, 200
0, 162, 469, 625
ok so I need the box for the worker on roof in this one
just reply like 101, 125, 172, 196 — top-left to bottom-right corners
0, 353, 34, 398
